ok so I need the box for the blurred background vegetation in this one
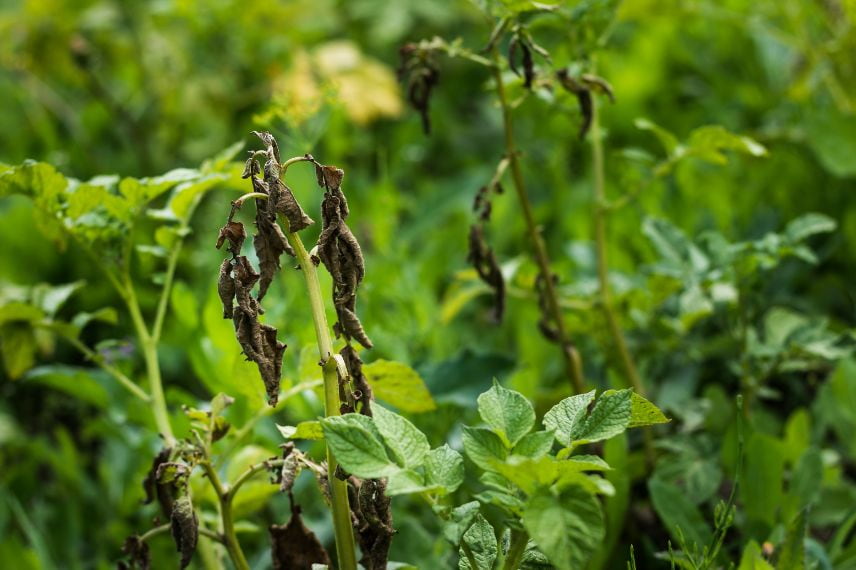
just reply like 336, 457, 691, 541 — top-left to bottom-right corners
1, 0, 854, 568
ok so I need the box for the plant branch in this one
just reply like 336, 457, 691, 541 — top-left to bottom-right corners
138, 522, 225, 546
283, 225, 359, 570
151, 243, 181, 344
201, 461, 250, 570
226, 458, 286, 501
589, 95, 654, 463
61, 332, 151, 402
489, 47, 585, 394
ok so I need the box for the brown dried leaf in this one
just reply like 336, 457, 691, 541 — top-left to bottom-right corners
252, 130, 281, 164
119, 535, 150, 570
272, 180, 314, 233
352, 478, 394, 570
241, 156, 261, 179
342, 345, 372, 417
215, 221, 246, 255
270, 505, 331, 570
398, 44, 439, 135
467, 224, 505, 322
170, 495, 198, 569
217, 259, 236, 318
141, 447, 173, 518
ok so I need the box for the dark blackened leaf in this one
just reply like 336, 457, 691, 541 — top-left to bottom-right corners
398, 43, 440, 135
272, 180, 313, 233
217, 259, 235, 318
522, 42, 535, 89
508, 36, 520, 78
252, 130, 281, 164
315, 164, 345, 192
576, 89, 593, 139
170, 495, 198, 569
556, 70, 614, 139
353, 478, 394, 570
342, 345, 372, 417
142, 448, 173, 518
581, 73, 615, 102
241, 156, 261, 179
279, 443, 302, 494
215, 221, 246, 255
467, 225, 505, 323
270, 505, 331, 570
211, 416, 231, 442
254, 212, 291, 301
120, 535, 150, 570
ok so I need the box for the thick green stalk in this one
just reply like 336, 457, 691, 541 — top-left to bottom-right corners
502, 529, 528, 570
202, 462, 250, 570
490, 49, 585, 394
590, 98, 654, 462
284, 228, 358, 570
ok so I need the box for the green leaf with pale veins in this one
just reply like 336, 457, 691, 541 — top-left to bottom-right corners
512, 431, 555, 459
462, 426, 508, 472
628, 392, 669, 428
372, 404, 430, 469
362, 359, 436, 412
572, 389, 632, 444
424, 445, 465, 493
386, 469, 430, 496
320, 414, 398, 479
523, 486, 604, 570
543, 390, 596, 446
459, 515, 497, 570
477, 379, 535, 447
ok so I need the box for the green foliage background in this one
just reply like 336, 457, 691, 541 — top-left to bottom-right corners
0, 0, 854, 568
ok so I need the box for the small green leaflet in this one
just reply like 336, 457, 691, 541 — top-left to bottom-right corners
477, 379, 536, 447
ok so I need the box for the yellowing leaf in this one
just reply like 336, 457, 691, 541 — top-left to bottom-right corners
362, 359, 436, 412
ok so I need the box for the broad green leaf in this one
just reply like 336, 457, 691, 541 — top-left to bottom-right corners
321, 414, 399, 478
628, 392, 669, 428
0, 161, 66, 199
30, 281, 84, 316
648, 477, 712, 549
777, 510, 807, 570
362, 359, 436, 412
277, 421, 324, 441
783, 408, 811, 465
477, 379, 535, 447
494, 456, 558, 495
784, 213, 836, 242
573, 389, 632, 444
71, 307, 118, 331
543, 390, 595, 446
424, 445, 464, 493
386, 469, 430, 496
462, 426, 508, 472
512, 431, 555, 459
0, 324, 37, 379
443, 501, 481, 545
635, 118, 679, 156
372, 405, 430, 469
685, 125, 767, 164
804, 106, 856, 177
523, 486, 604, 570
459, 515, 497, 570
169, 280, 199, 330
24, 365, 109, 409
0, 302, 43, 326
563, 455, 611, 472
741, 432, 785, 527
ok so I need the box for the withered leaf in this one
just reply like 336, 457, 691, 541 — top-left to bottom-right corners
217, 259, 236, 318
215, 221, 246, 255
241, 156, 261, 179
170, 495, 198, 569
352, 478, 394, 570
254, 207, 292, 301
398, 44, 440, 135
315, 164, 345, 192
341, 345, 372, 417
119, 535, 150, 570
142, 447, 173, 518
252, 130, 281, 164
467, 224, 505, 323
272, 179, 313, 233
270, 505, 331, 570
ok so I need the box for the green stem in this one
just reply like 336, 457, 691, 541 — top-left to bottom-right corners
490, 48, 585, 394
138, 522, 224, 545
590, 96, 654, 463
62, 333, 151, 402
123, 279, 175, 446
502, 529, 528, 570
151, 243, 181, 344
228, 459, 285, 499
284, 228, 359, 570
202, 462, 250, 570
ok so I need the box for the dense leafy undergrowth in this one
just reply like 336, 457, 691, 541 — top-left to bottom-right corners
1, 1, 855, 569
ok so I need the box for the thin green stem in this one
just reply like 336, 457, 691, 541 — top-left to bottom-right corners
502, 528, 528, 570
490, 48, 585, 394
227, 458, 285, 500
151, 244, 181, 344
201, 461, 250, 570
284, 227, 358, 570
138, 522, 225, 545
123, 279, 175, 446
62, 333, 151, 402
590, 96, 654, 463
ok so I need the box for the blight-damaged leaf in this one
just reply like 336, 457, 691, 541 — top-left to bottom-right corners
270, 506, 331, 570
170, 495, 198, 569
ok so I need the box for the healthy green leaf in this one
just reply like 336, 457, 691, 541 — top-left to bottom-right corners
362, 359, 436, 412
424, 445, 465, 493
372, 404, 430, 468
321, 414, 399, 478
648, 477, 712, 549
386, 469, 430, 496
543, 390, 595, 446
573, 389, 632, 444
737, 541, 775, 570
776, 510, 807, 570
277, 421, 324, 441
443, 501, 481, 545
462, 426, 508, 472
523, 486, 604, 570
628, 392, 669, 428
477, 379, 535, 447
459, 515, 497, 570
784, 213, 837, 242
741, 432, 785, 527
512, 431, 555, 459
